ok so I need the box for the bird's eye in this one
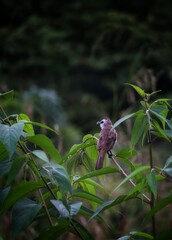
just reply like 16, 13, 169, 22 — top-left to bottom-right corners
100, 120, 104, 124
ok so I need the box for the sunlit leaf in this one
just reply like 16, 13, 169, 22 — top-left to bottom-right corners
130, 231, 153, 239
18, 113, 35, 136
32, 150, 49, 163
126, 83, 145, 98
12, 198, 42, 238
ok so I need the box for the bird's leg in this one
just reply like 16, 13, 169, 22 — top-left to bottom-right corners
107, 150, 113, 158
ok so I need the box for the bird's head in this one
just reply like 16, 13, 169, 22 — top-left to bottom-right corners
97, 117, 112, 129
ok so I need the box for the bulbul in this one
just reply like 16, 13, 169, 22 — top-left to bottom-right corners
96, 117, 117, 170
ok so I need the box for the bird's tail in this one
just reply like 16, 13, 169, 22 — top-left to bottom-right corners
95, 150, 105, 170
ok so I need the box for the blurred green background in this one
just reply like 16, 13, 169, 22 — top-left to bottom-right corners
1, 0, 172, 143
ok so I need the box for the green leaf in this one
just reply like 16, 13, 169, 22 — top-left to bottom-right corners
112, 112, 136, 129
0, 141, 8, 160
70, 219, 94, 240
72, 189, 104, 204
163, 168, 172, 178
12, 198, 42, 238
0, 187, 10, 206
112, 166, 150, 193
51, 200, 70, 219
146, 170, 157, 199
79, 178, 109, 194
152, 119, 170, 141
7, 155, 25, 184
150, 109, 171, 129
0, 157, 12, 176
26, 134, 62, 164
143, 194, 172, 226
150, 103, 169, 128
89, 192, 138, 221
131, 112, 148, 147
116, 147, 137, 170
69, 201, 82, 216
0, 122, 24, 158
75, 167, 119, 182
130, 231, 153, 239
164, 129, 172, 137
1, 180, 44, 213
18, 113, 35, 136
32, 150, 49, 163
0, 90, 14, 100
35, 220, 70, 240
42, 163, 72, 193
24, 121, 57, 134
126, 83, 145, 98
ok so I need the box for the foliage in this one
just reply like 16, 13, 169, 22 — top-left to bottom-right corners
0, 85, 172, 239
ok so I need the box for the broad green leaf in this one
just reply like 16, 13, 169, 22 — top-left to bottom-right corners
7, 155, 25, 184
51, 200, 70, 219
146, 170, 157, 199
0, 90, 14, 100
0, 157, 12, 176
0, 141, 8, 160
26, 134, 62, 164
130, 231, 153, 239
164, 129, 172, 137
1, 180, 44, 213
69, 201, 82, 216
150, 103, 168, 128
72, 189, 104, 204
35, 220, 70, 240
131, 112, 148, 147
79, 178, 109, 194
12, 198, 42, 238
42, 163, 72, 193
0, 187, 10, 206
162, 155, 172, 169
116, 147, 137, 170
112, 166, 150, 193
143, 194, 172, 226
126, 83, 145, 98
152, 119, 170, 141
32, 150, 49, 163
75, 167, 119, 182
89, 192, 138, 221
18, 113, 35, 136
0, 122, 24, 158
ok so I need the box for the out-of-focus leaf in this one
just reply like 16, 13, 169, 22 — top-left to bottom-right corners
26, 134, 62, 164
72, 189, 104, 205
7, 155, 25, 184
0, 122, 24, 158
162, 155, 172, 170
0, 157, 12, 176
143, 194, 172, 226
152, 119, 170, 141
0, 90, 14, 100
12, 198, 42, 238
1, 180, 44, 213
112, 112, 136, 129
130, 231, 153, 239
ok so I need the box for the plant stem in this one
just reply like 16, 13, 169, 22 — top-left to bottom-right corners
147, 130, 156, 238
110, 155, 150, 203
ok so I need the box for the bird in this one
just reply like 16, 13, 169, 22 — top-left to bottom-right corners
95, 117, 117, 170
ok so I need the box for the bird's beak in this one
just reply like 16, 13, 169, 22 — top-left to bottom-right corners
97, 121, 101, 125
